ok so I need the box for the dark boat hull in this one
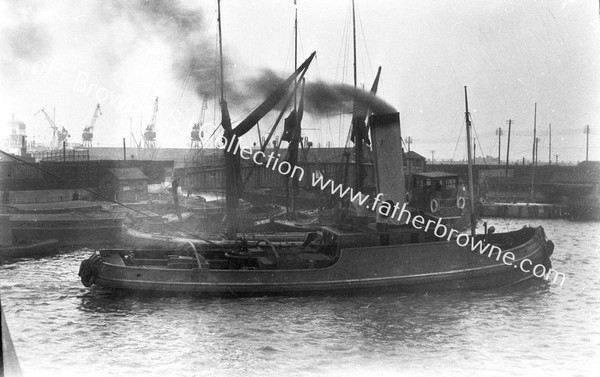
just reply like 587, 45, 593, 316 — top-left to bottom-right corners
84, 227, 554, 295
10, 213, 124, 246
5, 201, 103, 214
481, 202, 567, 219
0, 239, 60, 262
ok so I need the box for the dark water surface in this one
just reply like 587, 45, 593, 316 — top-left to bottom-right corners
1, 218, 599, 377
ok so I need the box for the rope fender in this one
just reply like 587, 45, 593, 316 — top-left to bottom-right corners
79, 252, 101, 287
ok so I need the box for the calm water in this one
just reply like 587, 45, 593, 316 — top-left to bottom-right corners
1, 218, 599, 377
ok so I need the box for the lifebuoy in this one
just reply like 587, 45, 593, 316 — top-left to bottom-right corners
430, 198, 439, 213
457, 196, 466, 209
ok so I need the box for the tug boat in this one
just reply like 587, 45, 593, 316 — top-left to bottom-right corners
79, 224, 553, 294
78, 5, 555, 295
79, 112, 556, 295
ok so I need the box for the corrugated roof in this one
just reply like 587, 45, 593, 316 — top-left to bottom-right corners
106, 168, 148, 181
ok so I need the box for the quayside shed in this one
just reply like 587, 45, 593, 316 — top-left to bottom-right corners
99, 168, 148, 202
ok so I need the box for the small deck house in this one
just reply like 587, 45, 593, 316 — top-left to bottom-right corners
99, 168, 148, 202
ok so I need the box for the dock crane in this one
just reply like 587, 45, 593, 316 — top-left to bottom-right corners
191, 97, 207, 149
82, 104, 102, 147
143, 97, 158, 148
35, 107, 70, 149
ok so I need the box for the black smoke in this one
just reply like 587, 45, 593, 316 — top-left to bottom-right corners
242, 68, 396, 115
98, 0, 238, 101
3, 0, 395, 116
100, 1, 396, 114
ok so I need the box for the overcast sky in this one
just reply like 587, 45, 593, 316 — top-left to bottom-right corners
1, 0, 599, 163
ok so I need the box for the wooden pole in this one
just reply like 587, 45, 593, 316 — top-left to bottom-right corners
497, 127, 502, 165
464, 86, 476, 237
217, 0, 225, 104
505, 119, 512, 176
548, 123, 552, 165
352, 0, 362, 193
291, 0, 299, 216
530, 103, 537, 201
585, 124, 590, 161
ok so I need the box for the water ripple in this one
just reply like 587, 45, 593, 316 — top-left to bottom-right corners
1, 219, 599, 376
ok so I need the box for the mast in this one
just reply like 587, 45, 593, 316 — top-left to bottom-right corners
530, 102, 537, 202
285, 78, 305, 216
216, 0, 316, 235
218, 0, 225, 106
352, 0, 361, 191
352, 0, 357, 91
218, 0, 238, 235
349, 0, 367, 194
290, 0, 299, 216
464, 86, 476, 237
294, 1, 298, 108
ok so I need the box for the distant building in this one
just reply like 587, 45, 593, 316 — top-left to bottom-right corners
404, 151, 426, 173
577, 160, 600, 170
99, 168, 148, 202
5, 119, 27, 156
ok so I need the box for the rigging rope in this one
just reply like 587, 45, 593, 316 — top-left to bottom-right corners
451, 118, 466, 162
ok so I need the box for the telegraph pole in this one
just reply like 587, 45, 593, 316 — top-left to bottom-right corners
555, 154, 559, 165
505, 119, 512, 175
530, 102, 537, 201
548, 123, 552, 165
584, 125, 590, 162
495, 127, 503, 165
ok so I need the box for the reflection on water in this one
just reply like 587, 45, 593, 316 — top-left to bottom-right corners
1, 218, 599, 377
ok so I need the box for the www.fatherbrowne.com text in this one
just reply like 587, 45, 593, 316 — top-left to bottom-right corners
222, 134, 565, 286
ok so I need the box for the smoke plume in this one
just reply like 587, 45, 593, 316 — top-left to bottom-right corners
100, 1, 396, 115
3, 0, 395, 119
5, 21, 50, 61
304, 81, 396, 115
98, 0, 237, 101
242, 68, 396, 115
